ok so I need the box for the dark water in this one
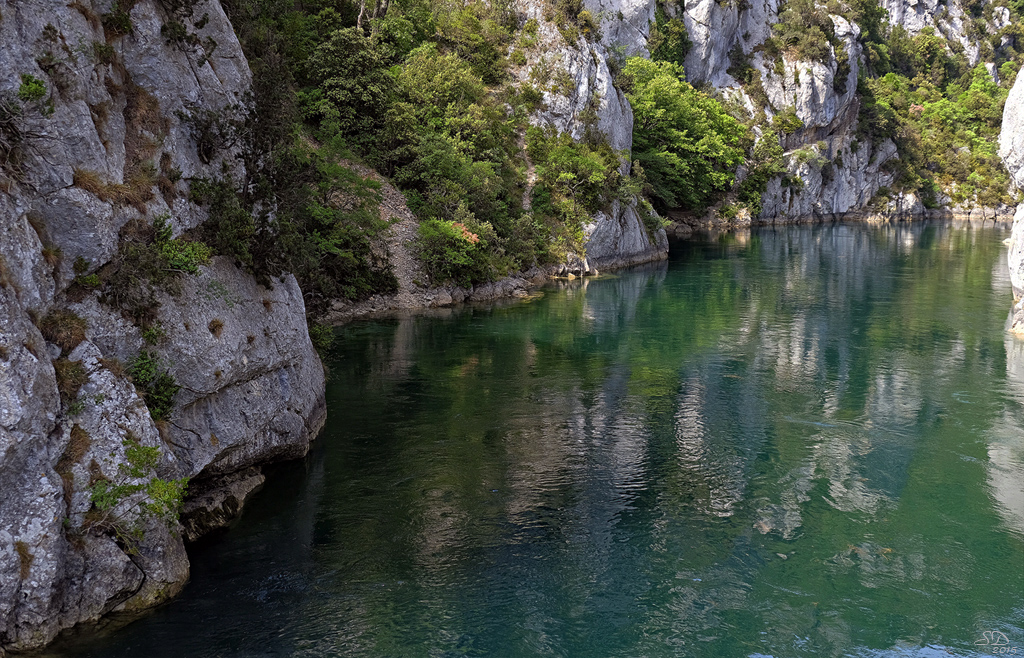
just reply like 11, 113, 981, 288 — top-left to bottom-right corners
57, 223, 1024, 657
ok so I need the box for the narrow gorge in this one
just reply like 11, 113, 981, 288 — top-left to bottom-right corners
0, 0, 1021, 652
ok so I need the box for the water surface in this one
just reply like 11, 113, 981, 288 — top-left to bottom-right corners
59, 223, 1024, 657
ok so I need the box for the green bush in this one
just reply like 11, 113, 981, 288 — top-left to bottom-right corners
102, 1, 133, 35
306, 27, 394, 143
103, 216, 213, 325
771, 106, 804, 134
623, 57, 746, 212
846, 0, 1019, 208
767, 0, 839, 62
738, 130, 786, 217
88, 435, 188, 548
415, 216, 494, 286
128, 350, 179, 421
648, 7, 691, 66
308, 322, 335, 356
528, 126, 621, 223
17, 75, 46, 102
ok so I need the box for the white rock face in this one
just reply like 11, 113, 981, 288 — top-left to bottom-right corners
682, 0, 742, 86
588, 0, 655, 57
760, 138, 899, 219
512, 0, 668, 266
682, 0, 779, 87
761, 16, 860, 128
880, 0, 982, 65
152, 259, 327, 478
0, 284, 63, 652
0, 0, 325, 651
585, 200, 669, 269
1000, 72, 1024, 195
676, 0, 897, 222
999, 71, 1024, 331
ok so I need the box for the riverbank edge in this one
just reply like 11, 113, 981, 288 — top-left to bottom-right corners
666, 207, 1016, 240
329, 210, 1013, 326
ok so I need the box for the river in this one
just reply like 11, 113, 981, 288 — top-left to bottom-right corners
55, 222, 1024, 657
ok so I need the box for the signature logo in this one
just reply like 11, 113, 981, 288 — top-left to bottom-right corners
976, 631, 1011, 646
976, 630, 1019, 653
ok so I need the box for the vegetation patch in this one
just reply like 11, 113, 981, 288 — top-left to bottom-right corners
102, 215, 211, 326
39, 309, 88, 354
0, 94, 25, 180
127, 351, 180, 422
648, 5, 691, 67
763, 0, 843, 63
72, 168, 153, 211
855, 22, 1018, 206
15, 541, 33, 579
623, 58, 746, 212
17, 75, 47, 103
738, 130, 787, 217
87, 434, 188, 550
56, 424, 93, 504
53, 357, 89, 411
102, 1, 135, 38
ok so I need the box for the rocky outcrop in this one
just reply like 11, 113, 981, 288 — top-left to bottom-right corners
881, 0, 1012, 66
999, 70, 1024, 334
677, 0, 899, 223
584, 199, 669, 270
0, 0, 324, 652
682, 0, 779, 88
510, 0, 668, 268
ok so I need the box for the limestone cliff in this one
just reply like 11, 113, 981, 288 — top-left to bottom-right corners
881, 0, 1014, 67
675, 0, 897, 223
674, 0, 1017, 226
1, 0, 1020, 650
0, 1, 324, 652
999, 70, 1024, 334
512, 0, 669, 269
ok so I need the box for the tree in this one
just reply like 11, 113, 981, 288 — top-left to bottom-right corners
623, 58, 746, 211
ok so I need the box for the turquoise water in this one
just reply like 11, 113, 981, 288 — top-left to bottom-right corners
58, 223, 1024, 657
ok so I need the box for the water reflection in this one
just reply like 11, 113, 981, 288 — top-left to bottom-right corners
55, 222, 1024, 658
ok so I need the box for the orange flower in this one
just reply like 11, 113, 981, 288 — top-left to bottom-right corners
452, 222, 480, 244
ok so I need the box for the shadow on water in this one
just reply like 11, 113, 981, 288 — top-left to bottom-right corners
48, 221, 1024, 658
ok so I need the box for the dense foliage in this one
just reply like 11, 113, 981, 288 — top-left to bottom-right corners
219, 0, 628, 288
623, 58, 747, 213
762, 0, 1021, 208
203, 0, 1019, 297
855, 20, 1019, 207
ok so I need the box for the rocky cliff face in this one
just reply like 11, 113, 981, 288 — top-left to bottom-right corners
680, 0, 901, 223
0, 1, 324, 652
511, 0, 669, 269
674, 0, 1016, 227
1, 0, 1019, 650
881, 0, 1014, 67
999, 69, 1024, 334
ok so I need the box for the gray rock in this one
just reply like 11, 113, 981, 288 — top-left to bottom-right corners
153, 258, 326, 478
880, 0, 982, 65
507, 0, 667, 268
999, 70, 1024, 332
585, 199, 668, 270
0, 285, 63, 651
180, 467, 265, 542
1000, 72, 1024, 195
0, 1, 326, 651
